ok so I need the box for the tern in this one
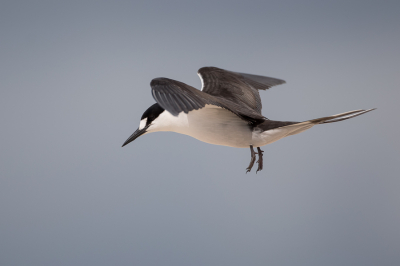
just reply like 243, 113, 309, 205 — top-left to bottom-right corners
122, 67, 375, 173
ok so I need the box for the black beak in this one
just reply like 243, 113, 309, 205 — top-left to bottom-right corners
122, 127, 148, 147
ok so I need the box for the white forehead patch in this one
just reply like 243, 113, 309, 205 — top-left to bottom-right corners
138, 118, 148, 130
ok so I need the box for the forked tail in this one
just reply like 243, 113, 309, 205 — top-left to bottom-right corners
308, 108, 376, 124
257, 108, 376, 143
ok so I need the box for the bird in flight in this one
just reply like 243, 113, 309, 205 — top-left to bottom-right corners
122, 67, 375, 173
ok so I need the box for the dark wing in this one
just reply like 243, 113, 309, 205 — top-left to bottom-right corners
198, 67, 285, 114
150, 77, 266, 125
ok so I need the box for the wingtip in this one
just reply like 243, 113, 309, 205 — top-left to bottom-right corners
276, 79, 286, 86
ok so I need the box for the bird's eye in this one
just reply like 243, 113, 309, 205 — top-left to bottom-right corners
146, 117, 154, 125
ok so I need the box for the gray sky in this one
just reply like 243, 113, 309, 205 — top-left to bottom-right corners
1, 0, 399, 265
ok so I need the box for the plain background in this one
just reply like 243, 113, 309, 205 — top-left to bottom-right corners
1, 1, 399, 265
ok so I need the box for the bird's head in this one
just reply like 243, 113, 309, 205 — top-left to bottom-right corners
122, 103, 165, 147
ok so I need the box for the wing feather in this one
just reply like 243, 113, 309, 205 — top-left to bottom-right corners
150, 77, 266, 125
198, 67, 285, 114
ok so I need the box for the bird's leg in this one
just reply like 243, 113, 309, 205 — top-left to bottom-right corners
246, 145, 257, 173
256, 147, 264, 173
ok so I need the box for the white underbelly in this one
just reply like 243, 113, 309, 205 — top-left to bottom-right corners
181, 107, 253, 148
149, 106, 315, 148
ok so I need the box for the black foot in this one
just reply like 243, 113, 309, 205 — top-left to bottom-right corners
246, 145, 257, 173
256, 147, 264, 173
